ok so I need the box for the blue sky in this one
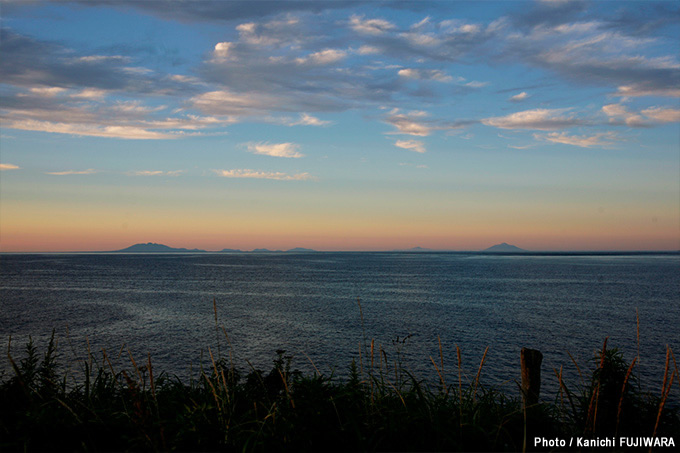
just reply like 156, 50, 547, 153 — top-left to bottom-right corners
1, 0, 678, 251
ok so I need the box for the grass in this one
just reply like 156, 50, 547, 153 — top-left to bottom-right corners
1, 313, 679, 452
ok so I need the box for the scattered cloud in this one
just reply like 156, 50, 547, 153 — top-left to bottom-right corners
394, 139, 426, 153
535, 131, 618, 148
2, 2, 678, 148
399, 162, 429, 169
356, 45, 381, 55
462, 80, 488, 89
398, 68, 453, 82
45, 169, 98, 175
602, 103, 648, 127
640, 107, 680, 123
614, 85, 680, 99
349, 15, 396, 35
0, 163, 20, 170
509, 92, 530, 102
482, 108, 582, 130
2, 120, 192, 139
384, 110, 433, 136
296, 49, 347, 66
129, 170, 184, 176
245, 142, 304, 158
384, 109, 476, 136
288, 113, 331, 127
69, 0, 365, 23
213, 42, 234, 60
214, 169, 316, 181
602, 104, 680, 127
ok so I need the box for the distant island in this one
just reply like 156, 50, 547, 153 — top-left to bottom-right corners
115, 243, 207, 253
114, 243, 317, 253
482, 243, 527, 253
112, 242, 533, 253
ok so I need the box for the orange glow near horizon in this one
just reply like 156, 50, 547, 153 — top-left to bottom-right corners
2, 200, 678, 252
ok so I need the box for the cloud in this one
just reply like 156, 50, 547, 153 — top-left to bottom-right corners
384, 110, 433, 136
602, 103, 647, 127
245, 142, 304, 158
2, 85, 234, 139
0, 29, 239, 139
284, 113, 331, 126
384, 109, 476, 136
71, 0, 365, 23
296, 49, 347, 65
398, 68, 453, 82
356, 45, 381, 55
28, 87, 67, 97
499, 20, 680, 99
213, 42, 235, 60
0, 163, 20, 170
394, 139, 426, 153
509, 92, 530, 102
398, 162, 429, 169
214, 169, 316, 181
128, 170, 184, 176
0, 29, 179, 95
482, 108, 582, 130
534, 132, 617, 148
349, 15, 396, 35
2, 119, 199, 139
45, 169, 98, 175
641, 107, 680, 123
603, 103, 680, 126
614, 85, 680, 98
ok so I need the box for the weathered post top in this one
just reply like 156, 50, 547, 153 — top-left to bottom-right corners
521, 347, 543, 407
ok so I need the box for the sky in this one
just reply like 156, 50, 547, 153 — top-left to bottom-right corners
0, 0, 678, 252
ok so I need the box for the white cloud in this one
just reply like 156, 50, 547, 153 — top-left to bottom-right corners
385, 109, 474, 136
509, 92, 530, 102
191, 89, 282, 116
0, 163, 20, 170
535, 132, 617, 148
296, 49, 346, 65
287, 113, 331, 126
169, 74, 202, 84
214, 169, 316, 181
614, 85, 680, 98
246, 142, 304, 158
603, 103, 680, 126
384, 111, 433, 136
401, 32, 441, 47
482, 108, 580, 130
213, 42, 234, 59
640, 107, 680, 123
129, 170, 184, 176
3, 120, 183, 139
349, 15, 396, 35
463, 80, 488, 88
602, 103, 647, 127
29, 87, 67, 97
45, 168, 98, 175
394, 139, 426, 153
357, 45, 381, 55
398, 68, 453, 82
71, 88, 108, 99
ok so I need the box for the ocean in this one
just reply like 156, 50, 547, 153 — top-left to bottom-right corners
1, 252, 678, 399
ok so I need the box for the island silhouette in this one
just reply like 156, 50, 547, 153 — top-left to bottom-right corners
113, 242, 526, 253
482, 243, 527, 252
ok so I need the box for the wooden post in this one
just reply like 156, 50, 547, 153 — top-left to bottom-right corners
521, 348, 542, 406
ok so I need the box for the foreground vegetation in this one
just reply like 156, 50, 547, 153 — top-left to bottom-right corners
1, 330, 678, 452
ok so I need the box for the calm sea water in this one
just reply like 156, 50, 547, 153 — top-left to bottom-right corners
1, 252, 678, 399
